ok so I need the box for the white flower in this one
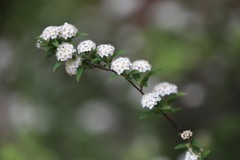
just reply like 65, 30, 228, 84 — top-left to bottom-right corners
65, 56, 82, 75
141, 92, 161, 109
132, 60, 151, 73
185, 149, 199, 160
59, 22, 78, 40
36, 42, 41, 49
96, 44, 115, 58
153, 82, 178, 97
77, 40, 96, 54
111, 57, 132, 75
181, 130, 193, 140
36, 40, 42, 49
40, 26, 60, 41
56, 43, 76, 61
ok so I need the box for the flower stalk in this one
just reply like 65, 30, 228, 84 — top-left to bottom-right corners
36, 22, 210, 160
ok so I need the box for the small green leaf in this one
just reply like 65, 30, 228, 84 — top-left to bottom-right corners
140, 68, 162, 88
177, 92, 187, 97
139, 110, 156, 119
174, 143, 189, 150
161, 105, 171, 110
76, 66, 84, 81
192, 140, 202, 148
92, 57, 102, 63
53, 61, 63, 72
170, 107, 182, 113
109, 73, 118, 81
78, 32, 88, 36
201, 150, 211, 159
128, 70, 141, 75
45, 50, 55, 60
52, 41, 59, 47
166, 92, 186, 104
132, 73, 141, 82
112, 50, 126, 58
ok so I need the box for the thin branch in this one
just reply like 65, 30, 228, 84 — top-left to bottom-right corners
127, 80, 144, 95
162, 112, 183, 133
83, 60, 144, 95
82, 60, 183, 134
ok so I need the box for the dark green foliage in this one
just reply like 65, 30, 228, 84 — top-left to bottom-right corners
76, 66, 84, 82
53, 61, 63, 72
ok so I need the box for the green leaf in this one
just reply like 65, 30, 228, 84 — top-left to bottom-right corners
78, 32, 88, 36
139, 110, 156, 119
128, 70, 141, 82
53, 61, 63, 72
166, 92, 186, 104
76, 66, 84, 81
161, 105, 171, 110
176, 92, 187, 97
52, 41, 59, 47
174, 143, 189, 150
128, 70, 141, 75
192, 140, 202, 149
170, 107, 182, 113
132, 73, 141, 82
201, 150, 211, 159
140, 68, 162, 88
92, 57, 102, 63
45, 49, 55, 60
109, 73, 118, 81
112, 50, 126, 58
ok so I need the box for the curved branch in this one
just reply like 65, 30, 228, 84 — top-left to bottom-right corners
82, 60, 183, 134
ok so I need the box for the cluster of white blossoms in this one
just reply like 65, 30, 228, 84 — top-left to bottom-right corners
141, 93, 161, 109
59, 22, 78, 40
111, 57, 132, 75
37, 23, 208, 160
97, 44, 115, 58
77, 40, 96, 54
185, 149, 199, 160
65, 56, 82, 75
39, 22, 78, 41
141, 82, 178, 109
153, 82, 178, 97
132, 60, 151, 73
56, 43, 76, 61
37, 24, 179, 110
40, 26, 60, 41
181, 130, 193, 140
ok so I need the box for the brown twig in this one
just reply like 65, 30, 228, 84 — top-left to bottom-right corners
83, 60, 183, 134
83, 60, 144, 95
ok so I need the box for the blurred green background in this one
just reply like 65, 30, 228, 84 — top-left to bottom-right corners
0, 0, 240, 160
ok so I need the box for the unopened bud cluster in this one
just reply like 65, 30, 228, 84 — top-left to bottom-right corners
181, 130, 193, 140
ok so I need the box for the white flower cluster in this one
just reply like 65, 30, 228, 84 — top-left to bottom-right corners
65, 56, 82, 75
111, 57, 132, 75
56, 43, 76, 61
59, 22, 78, 40
77, 40, 96, 54
132, 60, 151, 73
97, 44, 115, 58
141, 93, 161, 109
40, 26, 60, 41
185, 149, 199, 160
39, 22, 78, 41
153, 82, 178, 97
181, 130, 193, 140
140, 82, 178, 109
